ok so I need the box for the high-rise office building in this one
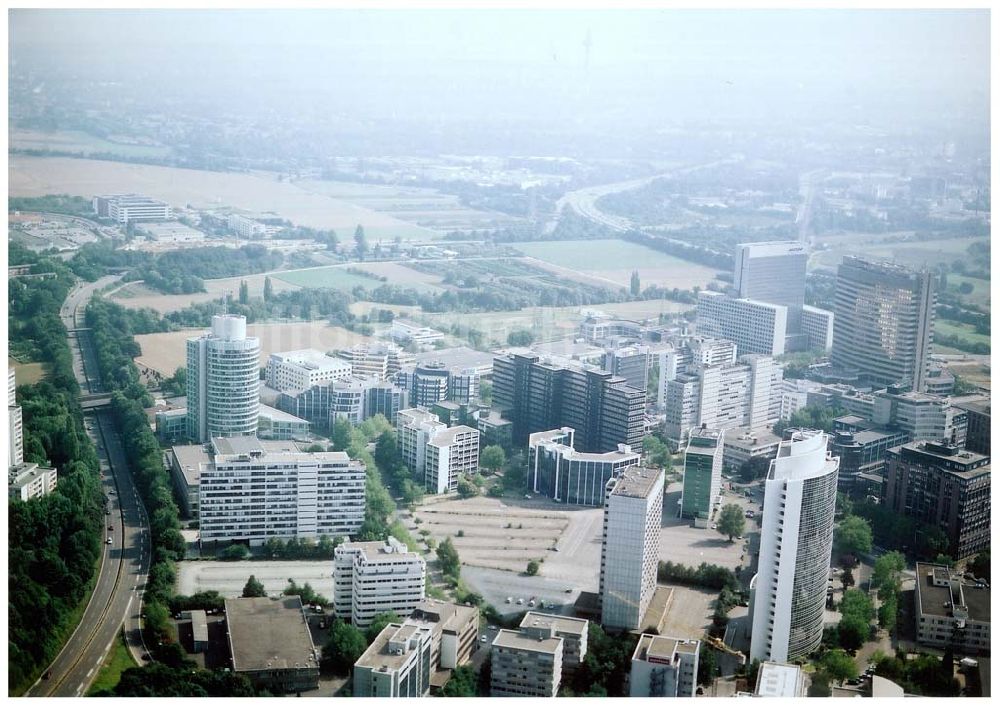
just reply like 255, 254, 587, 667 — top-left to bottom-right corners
186, 315, 261, 442
696, 292, 787, 357
831, 257, 935, 392
885, 440, 990, 560
493, 351, 644, 453
735, 241, 808, 324
750, 430, 839, 663
954, 399, 990, 455
681, 427, 724, 520
8, 369, 23, 468
603, 345, 650, 391
527, 427, 641, 506
600, 466, 664, 631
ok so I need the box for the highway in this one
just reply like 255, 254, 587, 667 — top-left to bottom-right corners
27, 274, 151, 697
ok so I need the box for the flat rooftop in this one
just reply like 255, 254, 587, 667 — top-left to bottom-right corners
356, 623, 427, 673
723, 426, 782, 447
224, 597, 317, 674
412, 599, 478, 633
397, 408, 442, 426
633, 633, 700, 664
258, 403, 309, 424
492, 629, 562, 655
756, 662, 803, 697
210, 436, 356, 464
171, 444, 211, 487
428, 425, 478, 447
897, 440, 990, 468
414, 346, 494, 373
519, 612, 588, 637
270, 349, 350, 369
916, 563, 991, 623
952, 397, 990, 415
609, 466, 663, 499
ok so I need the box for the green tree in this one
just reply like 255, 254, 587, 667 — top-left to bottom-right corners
354, 224, 368, 259
239, 280, 249, 305
480, 445, 506, 474
697, 644, 719, 686
437, 537, 461, 578
457, 477, 478, 498
643, 434, 672, 470
526, 560, 540, 576
808, 670, 832, 696
877, 590, 899, 631
322, 620, 367, 675
871, 551, 906, 590
478, 380, 492, 405
969, 548, 990, 580
263, 276, 274, 301
219, 544, 249, 560
835, 515, 873, 557
439, 665, 477, 697
836, 492, 854, 519
242, 575, 266, 598
331, 417, 353, 451
630, 269, 640, 296
507, 329, 534, 346
822, 649, 858, 682
716, 504, 746, 542
837, 588, 874, 652
365, 611, 401, 644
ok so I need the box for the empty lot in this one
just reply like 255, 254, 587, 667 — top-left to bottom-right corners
176, 560, 334, 599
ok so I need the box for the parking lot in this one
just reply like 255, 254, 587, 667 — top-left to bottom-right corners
176, 560, 334, 599
660, 480, 760, 571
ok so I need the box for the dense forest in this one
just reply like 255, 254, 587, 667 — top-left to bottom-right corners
8, 256, 105, 694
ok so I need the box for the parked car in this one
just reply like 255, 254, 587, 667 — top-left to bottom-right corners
106, 537, 112, 545
107, 525, 114, 531
481, 634, 488, 643
516, 598, 524, 605
505, 597, 512, 604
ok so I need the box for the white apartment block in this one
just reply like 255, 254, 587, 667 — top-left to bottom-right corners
198, 436, 366, 546
656, 338, 737, 410
490, 629, 564, 697
425, 425, 480, 494
664, 355, 783, 446
519, 612, 589, 668
600, 466, 664, 631
339, 343, 415, 381
266, 349, 352, 391
397, 408, 446, 482
353, 622, 434, 697
750, 430, 839, 663
390, 320, 445, 346
697, 291, 787, 357
9, 369, 23, 467
93, 194, 172, 223
629, 634, 700, 697
187, 315, 260, 443
333, 537, 426, 628
329, 377, 373, 426
801, 305, 834, 351
227, 212, 268, 239
8, 462, 58, 501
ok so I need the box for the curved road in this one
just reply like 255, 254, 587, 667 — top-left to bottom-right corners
26, 274, 151, 697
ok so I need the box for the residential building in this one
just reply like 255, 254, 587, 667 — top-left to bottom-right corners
831, 256, 935, 392
93, 193, 172, 223
750, 430, 839, 663
9, 369, 23, 467
390, 320, 445, 346
829, 425, 909, 496
425, 425, 480, 494
885, 440, 990, 560
755, 662, 807, 697
629, 634, 700, 697
8, 462, 58, 501
490, 629, 563, 697
528, 427, 640, 506
600, 466, 664, 631
333, 537, 426, 628
493, 351, 644, 453
353, 623, 434, 697
519, 612, 589, 668
954, 398, 990, 455
696, 291, 787, 357
664, 355, 783, 446
224, 597, 319, 694
681, 427, 724, 521
914, 563, 990, 654
603, 345, 650, 391
186, 315, 260, 443
338, 343, 415, 381
197, 436, 366, 545
722, 426, 783, 473
265, 349, 352, 391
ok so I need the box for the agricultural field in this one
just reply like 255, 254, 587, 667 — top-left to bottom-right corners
511, 238, 722, 290
9, 156, 440, 241
134, 321, 372, 376
10, 129, 172, 160
9, 358, 46, 386
811, 235, 988, 271
351, 261, 447, 291
271, 265, 388, 291
109, 272, 301, 313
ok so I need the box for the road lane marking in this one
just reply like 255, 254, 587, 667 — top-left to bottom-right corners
86, 668, 94, 678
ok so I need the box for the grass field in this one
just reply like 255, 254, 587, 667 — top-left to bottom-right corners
946, 275, 992, 311
271, 266, 387, 291
352, 261, 447, 291
86, 634, 137, 696
10, 129, 171, 160
935, 319, 991, 349
9, 156, 440, 241
811, 236, 988, 271
511, 239, 721, 290
134, 322, 372, 376
110, 272, 302, 314
9, 358, 46, 385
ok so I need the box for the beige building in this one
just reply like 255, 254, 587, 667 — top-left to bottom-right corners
518, 612, 588, 668
629, 634, 700, 697
490, 629, 563, 697
410, 599, 479, 671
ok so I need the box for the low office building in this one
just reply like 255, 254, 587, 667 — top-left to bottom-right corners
390, 320, 445, 346
722, 426, 783, 472
94, 193, 172, 222
353, 623, 434, 697
755, 662, 807, 697
257, 404, 310, 440
333, 537, 426, 628
338, 343, 415, 380
681, 427, 724, 521
477, 410, 513, 450
600, 466, 664, 631
924, 365, 956, 396
873, 387, 967, 448
629, 634, 700, 697
915, 563, 990, 654
490, 629, 563, 698
168, 442, 210, 518
829, 424, 909, 496
224, 596, 320, 694
410, 599, 479, 671
425, 425, 480, 494
527, 427, 640, 507
155, 407, 188, 442
265, 349, 352, 391
8, 462, 58, 501
197, 437, 366, 545
885, 440, 990, 560
519, 612, 588, 668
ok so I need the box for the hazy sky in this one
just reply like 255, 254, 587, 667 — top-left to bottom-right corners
9, 9, 991, 132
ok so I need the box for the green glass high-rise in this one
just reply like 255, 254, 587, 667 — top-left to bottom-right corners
681, 427, 724, 520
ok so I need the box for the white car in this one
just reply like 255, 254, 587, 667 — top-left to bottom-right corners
106, 537, 113, 545
516, 598, 524, 605
505, 597, 512, 604
481, 634, 488, 643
